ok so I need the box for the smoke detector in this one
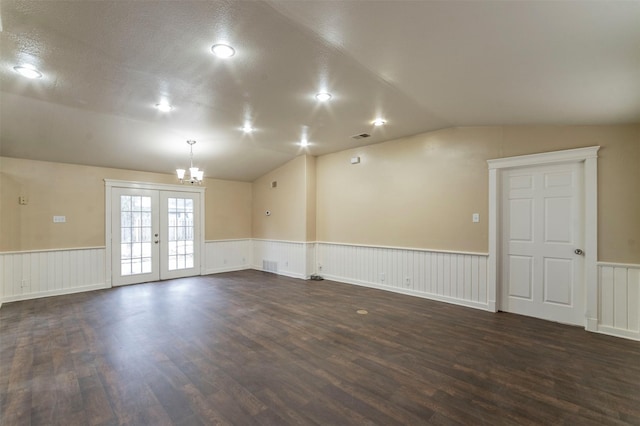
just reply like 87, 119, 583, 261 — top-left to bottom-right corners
351, 133, 371, 140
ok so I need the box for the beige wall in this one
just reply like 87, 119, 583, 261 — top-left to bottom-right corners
0, 157, 252, 251
204, 178, 252, 241
252, 155, 315, 242
316, 125, 640, 263
3, 125, 638, 264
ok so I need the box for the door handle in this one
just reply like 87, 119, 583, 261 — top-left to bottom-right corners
574, 248, 584, 256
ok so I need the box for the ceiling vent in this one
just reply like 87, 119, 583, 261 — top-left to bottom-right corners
351, 133, 371, 140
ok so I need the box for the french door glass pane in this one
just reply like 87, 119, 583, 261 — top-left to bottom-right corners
120, 195, 153, 276
167, 197, 195, 271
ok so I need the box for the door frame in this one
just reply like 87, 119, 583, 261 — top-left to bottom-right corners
486, 146, 599, 330
104, 179, 206, 287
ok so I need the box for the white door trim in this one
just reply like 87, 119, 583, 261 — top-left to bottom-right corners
487, 146, 600, 330
104, 179, 206, 287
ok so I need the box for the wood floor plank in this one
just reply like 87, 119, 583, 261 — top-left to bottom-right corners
1, 270, 640, 425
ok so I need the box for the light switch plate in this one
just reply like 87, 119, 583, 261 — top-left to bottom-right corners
472, 213, 480, 223
53, 216, 66, 223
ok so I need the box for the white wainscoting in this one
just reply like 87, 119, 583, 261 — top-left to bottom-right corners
306, 243, 316, 277
0, 247, 107, 303
597, 262, 640, 340
204, 239, 252, 274
252, 239, 314, 279
3, 244, 637, 343
316, 242, 491, 311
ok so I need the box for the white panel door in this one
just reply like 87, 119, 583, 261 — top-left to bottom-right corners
501, 162, 584, 325
111, 188, 201, 286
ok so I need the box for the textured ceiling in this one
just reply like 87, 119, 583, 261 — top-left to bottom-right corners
1, 1, 639, 181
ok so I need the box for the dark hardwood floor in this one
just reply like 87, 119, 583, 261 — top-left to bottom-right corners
1, 270, 639, 425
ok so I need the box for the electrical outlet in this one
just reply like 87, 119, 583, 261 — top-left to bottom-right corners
285, 261, 289, 267
405, 277, 411, 287
242, 257, 246, 263
380, 273, 385, 282
223, 259, 227, 264
21, 280, 29, 289
318, 264, 323, 271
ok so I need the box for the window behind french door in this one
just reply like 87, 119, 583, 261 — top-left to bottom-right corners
111, 187, 201, 286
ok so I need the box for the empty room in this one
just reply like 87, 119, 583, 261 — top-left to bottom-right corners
1, 1, 639, 425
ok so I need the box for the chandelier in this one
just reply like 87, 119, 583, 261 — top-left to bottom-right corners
176, 140, 204, 184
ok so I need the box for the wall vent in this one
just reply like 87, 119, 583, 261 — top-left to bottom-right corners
262, 260, 278, 273
351, 133, 371, 140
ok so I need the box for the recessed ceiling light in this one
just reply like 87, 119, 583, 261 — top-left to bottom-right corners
13, 65, 42, 79
372, 118, 387, 126
242, 125, 254, 133
300, 139, 309, 147
155, 102, 173, 112
211, 44, 235, 58
315, 92, 332, 102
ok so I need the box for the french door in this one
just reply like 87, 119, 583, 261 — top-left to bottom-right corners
108, 183, 203, 286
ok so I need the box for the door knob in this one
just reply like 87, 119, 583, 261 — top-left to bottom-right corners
574, 248, 584, 255
154, 240, 159, 244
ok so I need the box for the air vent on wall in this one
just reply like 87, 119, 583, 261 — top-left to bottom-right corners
263, 260, 278, 273
351, 133, 371, 140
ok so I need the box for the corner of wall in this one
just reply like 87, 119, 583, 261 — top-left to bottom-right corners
305, 154, 317, 243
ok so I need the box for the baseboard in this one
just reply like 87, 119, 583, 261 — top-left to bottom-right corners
204, 265, 251, 275
322, 274, 492, 312
594, 325, 640, 341
1, 283, 109, 304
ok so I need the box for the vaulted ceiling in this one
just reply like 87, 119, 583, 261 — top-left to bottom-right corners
1, 1, 638, 181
